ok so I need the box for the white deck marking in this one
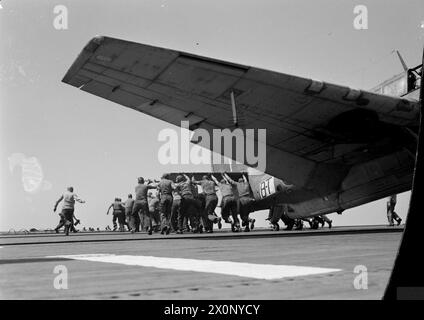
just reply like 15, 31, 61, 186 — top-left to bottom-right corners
48, 254, 341, 280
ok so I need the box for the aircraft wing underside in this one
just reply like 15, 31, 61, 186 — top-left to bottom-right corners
62, 36, 420, 216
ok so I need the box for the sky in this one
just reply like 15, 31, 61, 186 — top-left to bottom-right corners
0, 0, 423, 231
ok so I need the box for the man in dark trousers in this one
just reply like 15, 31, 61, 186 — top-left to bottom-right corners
267, 201, 286, 231
387, 194, 402, 226
131, 177, 157, 234
53, 186, 85, 236
174, 174, 201, 234
156, 173, 174, 235
223, 173, 256, 232
106, 198, 126, 231
192, 175, 220, 233
189, 178, 203, 233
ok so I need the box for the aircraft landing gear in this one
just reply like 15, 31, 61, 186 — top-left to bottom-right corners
294, 220, 303, 230
284, 223, 294, 231
311, 220, 320, 229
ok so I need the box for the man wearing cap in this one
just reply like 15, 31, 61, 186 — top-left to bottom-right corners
131, 177, 157, 234
156, 173, 174, 235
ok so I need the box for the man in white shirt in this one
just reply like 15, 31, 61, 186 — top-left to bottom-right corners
54, 186, 85, 235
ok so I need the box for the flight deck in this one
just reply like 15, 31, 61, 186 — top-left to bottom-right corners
0, 226, 402, 299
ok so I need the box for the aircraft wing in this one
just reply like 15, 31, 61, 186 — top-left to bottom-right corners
62, 36, 420, 215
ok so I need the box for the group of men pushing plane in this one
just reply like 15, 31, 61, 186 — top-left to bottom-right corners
53, 173, 255, 236
52, 173, 402, 236
105, 173, 257, 235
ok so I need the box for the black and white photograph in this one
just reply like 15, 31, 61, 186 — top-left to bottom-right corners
1, 0, 424, 305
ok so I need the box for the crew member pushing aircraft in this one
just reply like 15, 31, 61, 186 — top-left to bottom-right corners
131, 177, 157, 234
192, 175, 220, 233
211, 174, 240, 232
223, 173, 256, 232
